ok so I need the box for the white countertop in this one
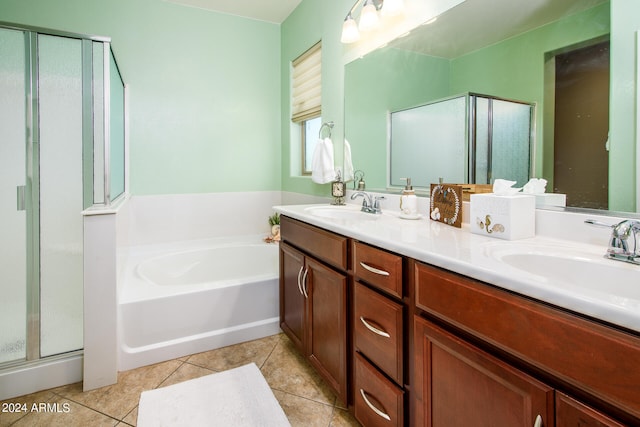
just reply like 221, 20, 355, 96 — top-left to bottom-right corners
274, 203, 640, 334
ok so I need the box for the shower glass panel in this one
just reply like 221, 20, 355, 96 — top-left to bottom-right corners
389, 93, 533, 188
390, 96, 467, 187
474, 97, 490, 184
38, 34, 84, 357
110, 49, 125, 200
0, 28, 27, 364
92, 41, 105, 205
490, 99, 533, 186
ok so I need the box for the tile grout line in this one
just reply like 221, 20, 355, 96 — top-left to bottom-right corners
269, 386, 337, 409
154, 358, 186, 389
46, 391, 123, 426
259, 334, 283, 370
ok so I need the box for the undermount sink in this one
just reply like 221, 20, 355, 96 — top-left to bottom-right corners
304, 205, 379, 221
483, 241, 640, 300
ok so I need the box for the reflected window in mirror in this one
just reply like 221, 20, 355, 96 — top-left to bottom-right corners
302, 117, 322, 174
291, 41, 322, 175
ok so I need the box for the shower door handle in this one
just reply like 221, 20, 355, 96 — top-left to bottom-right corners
17, 185, 26, 211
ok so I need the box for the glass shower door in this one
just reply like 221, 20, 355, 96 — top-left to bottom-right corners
0, 27, 27, 364
37, 34, 84, 357
473, 95, 533, 186
0, 30, 84, 365
491, 99, 533, 186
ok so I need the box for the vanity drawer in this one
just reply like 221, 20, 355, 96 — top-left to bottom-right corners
353, 241, 402, 298
280, 216, 347, 270
354, 352, 404, 427
556, 392, 626, 427
354, 282, 403, 384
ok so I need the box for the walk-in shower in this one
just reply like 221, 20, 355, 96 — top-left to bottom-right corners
0, 22, 125, 396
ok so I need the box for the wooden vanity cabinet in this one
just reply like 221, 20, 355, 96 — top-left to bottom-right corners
413, 261, 640, 427
279, 216, 348, 404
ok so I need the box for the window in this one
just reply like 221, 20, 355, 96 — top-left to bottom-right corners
291, 41, 321, 175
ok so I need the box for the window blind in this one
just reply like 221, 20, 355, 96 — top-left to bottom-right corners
292, 42, 321, 123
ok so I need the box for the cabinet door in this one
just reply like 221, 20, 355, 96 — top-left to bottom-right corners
279, 242, 306, 351
413, 316, 554, 427
306, 256, 348, 404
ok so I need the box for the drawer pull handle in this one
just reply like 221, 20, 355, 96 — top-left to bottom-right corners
297, 266, 305, 296
360, 316, 391, 338
301, 267, 309, 299
360, 389, 391, 421
533, 415, 542, 427
359, 262, 390, 276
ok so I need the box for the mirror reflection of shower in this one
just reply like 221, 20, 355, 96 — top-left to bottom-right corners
389, 93, 534, 188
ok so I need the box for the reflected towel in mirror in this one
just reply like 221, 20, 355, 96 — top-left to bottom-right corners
344, 139, 354, 182
312, 137, 335, 184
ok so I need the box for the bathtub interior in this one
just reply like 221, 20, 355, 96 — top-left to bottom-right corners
136, 244, 278, 287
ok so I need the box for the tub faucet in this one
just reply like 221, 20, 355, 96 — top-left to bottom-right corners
585, 219, 640, 265
351, 191, 385, 214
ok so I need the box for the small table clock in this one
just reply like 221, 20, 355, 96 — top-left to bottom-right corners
331, 177, 345, 205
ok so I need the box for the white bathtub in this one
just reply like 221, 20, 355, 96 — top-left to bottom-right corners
117, 235, 281, 371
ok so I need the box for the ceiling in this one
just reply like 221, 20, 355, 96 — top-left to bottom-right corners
391, 0, 608, 58
164, 0, 303, 23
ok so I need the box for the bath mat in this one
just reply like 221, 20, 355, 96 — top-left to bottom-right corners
137, 363, 290, 427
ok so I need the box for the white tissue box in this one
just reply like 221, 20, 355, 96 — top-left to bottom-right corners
534, 193, 566, 208
470, 193, 535, 240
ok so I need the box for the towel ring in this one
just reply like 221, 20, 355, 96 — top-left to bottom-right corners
319, 121, 334, 139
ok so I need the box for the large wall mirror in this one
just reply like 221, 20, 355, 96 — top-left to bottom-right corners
344, 0, 639, 214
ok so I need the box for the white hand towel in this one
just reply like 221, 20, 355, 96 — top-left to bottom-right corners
311, 137, 335, 184
344, 139, 354, 182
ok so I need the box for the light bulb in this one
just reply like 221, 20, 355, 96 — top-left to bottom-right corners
381, 0, 404, 16
359, 0, 379, 31
341, 14, 360, 43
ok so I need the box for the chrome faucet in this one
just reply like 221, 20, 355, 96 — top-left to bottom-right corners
351, 191, 385, 214
585, 219, 640, 265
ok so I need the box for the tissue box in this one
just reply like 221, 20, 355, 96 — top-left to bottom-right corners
470, 193, 535, 240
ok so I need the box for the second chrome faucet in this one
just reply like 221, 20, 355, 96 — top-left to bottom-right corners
351, 191, 385, 214
585, 219, 640, 265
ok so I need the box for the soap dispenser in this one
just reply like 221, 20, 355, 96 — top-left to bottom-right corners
400, 177, 418, 217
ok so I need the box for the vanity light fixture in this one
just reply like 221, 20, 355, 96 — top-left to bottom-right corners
341, 0, 405, 44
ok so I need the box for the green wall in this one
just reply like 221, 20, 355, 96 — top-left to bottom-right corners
1, 0, 281, 195
279, 0, 353, 197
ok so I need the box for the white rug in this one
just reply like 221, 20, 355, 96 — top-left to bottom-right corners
137, 363, 291, 427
